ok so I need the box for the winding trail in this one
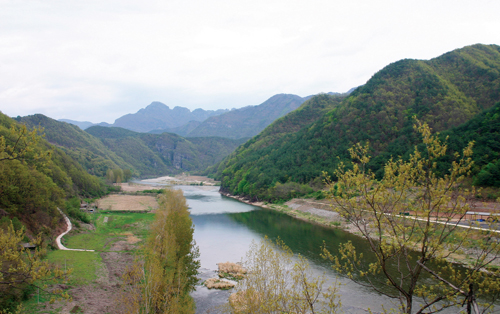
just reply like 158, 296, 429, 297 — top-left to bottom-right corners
56, 208, 95, 252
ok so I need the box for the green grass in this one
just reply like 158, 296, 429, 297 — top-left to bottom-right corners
21, 210, 155, 313
46, 250, 103, 285
59, 211, 155, 252
94, 211, 155, 237
63, 233, 116, 251
20, 251, 104, 314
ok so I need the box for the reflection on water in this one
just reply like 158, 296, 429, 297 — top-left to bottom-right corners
177, 186, 394, 313
177, 186, 486, 313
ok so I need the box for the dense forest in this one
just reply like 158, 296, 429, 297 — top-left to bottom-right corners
209, 44, 500, 201
16, 114, 246, 178
86, 125, 246, 177
16, 114, 135, 177
0, 112, 108, 237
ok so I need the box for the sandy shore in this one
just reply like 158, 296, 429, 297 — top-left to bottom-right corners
136, 174, 219, 186
219, 192, 345, 229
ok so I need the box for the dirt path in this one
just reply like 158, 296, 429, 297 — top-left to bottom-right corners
56, 208, 95, 252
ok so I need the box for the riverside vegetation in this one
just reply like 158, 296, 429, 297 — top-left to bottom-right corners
209, 44, 500, 203
3, 43, 500, 313
323, 121, 500, 313
117, 188, 200, 314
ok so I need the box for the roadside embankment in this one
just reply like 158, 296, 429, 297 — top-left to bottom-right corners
219, 192, 346, 229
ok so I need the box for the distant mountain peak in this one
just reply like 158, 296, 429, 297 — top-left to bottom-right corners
137, 102, 170, 115
148, 101, 168, 108
113, 102, 230, 132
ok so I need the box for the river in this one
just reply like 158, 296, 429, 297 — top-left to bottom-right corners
135, 184, 499, 313
178, 185, 394, 313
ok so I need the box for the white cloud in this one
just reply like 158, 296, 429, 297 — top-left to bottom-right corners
0, 0, 499, 122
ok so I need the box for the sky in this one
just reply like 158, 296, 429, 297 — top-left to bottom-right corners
1, 0, 499, 123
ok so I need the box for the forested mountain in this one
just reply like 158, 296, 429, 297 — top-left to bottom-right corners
58, 119, 97, 130
148, 120, 202, 137
86, 126, 246, 177
18, 113, 245, 178
16, 115, 136, 177
0, 112, 107, 236
210, 44, 500, 201
112, 102, 229, 133
186, 94, 307, 139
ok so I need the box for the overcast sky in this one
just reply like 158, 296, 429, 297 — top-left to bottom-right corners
1, 0, 499, 123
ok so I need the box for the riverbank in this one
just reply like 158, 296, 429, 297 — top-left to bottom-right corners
219, 191, 500, 269
219, 191, 348, 230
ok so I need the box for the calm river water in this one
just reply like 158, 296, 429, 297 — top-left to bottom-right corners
160, 185, 495, 314
178, 185, 393, 313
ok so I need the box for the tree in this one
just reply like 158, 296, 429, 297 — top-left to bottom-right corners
226, 237, 341, 314
106, 168, 115, 184
0, 119, 71, 312
0, 224, 70, 312
118, 188, 200, 314
0, 124, 49, 163
123, 169, 132, 182
323, 120, 500, 313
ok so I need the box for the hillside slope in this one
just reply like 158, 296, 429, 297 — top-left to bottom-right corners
1, 112, 106, 234
186, 94, 306, 139
16, 114, 136, 177
212, 44, 500, 201
86, 126, 245, 177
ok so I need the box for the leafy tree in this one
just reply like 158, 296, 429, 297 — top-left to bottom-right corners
106, 168, 115, 184
0, 223, 70, 312
323, 121, 500, 313
226, 237, 341, 314
473, 160, 500, 187
118, 188, 200, 314
0, 123, 49, 163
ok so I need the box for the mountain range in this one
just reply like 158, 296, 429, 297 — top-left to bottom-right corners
208, 44, 500, 201
4, 43, 500, 246
18, 114, 245, 178
60, 93, 352, 139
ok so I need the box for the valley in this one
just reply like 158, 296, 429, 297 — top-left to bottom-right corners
2, 43, 500, 313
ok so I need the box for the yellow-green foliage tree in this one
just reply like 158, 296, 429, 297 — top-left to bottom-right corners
0, 124, 48, 163
0, 224, 70, 313
227, 237, 341, 314
323, 121, 500, 313
0, 118, 71, 312
119, 188, 200, 314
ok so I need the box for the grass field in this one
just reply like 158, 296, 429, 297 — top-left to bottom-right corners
22, 209, 155, 313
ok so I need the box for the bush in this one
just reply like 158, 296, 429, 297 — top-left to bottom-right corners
267, 181, 313, 202
474, 160, 500, 187
64, 197, 91, 224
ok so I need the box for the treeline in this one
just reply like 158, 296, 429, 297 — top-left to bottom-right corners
118, 188, 199, 313
106, 168, 132, 184
209, 44, 500, 202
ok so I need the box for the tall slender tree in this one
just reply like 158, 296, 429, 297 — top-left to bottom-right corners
119, 188, 200, 314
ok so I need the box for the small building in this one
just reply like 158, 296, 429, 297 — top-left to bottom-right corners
20, 243, 37, 250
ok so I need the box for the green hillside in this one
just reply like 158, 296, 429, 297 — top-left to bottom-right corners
86, 126, 246, 177
0, 112, 107, 235
16, 114, 136, 177
211, 44, 500, 201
